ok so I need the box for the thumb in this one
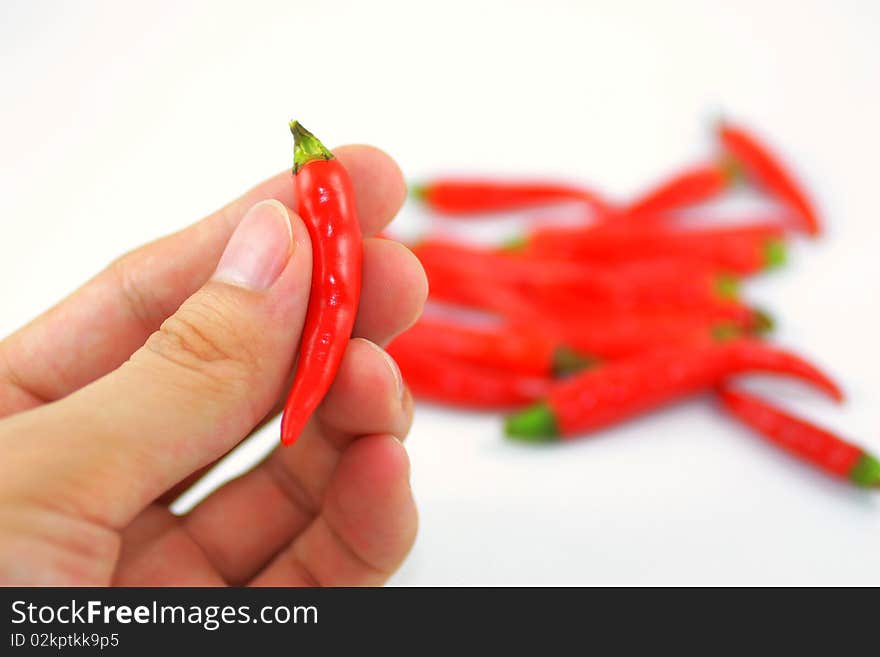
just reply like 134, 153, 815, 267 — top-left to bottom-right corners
8, 199, 313, 528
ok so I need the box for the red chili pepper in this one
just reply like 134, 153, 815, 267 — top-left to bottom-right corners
627, 162, 732, 217
424, 266, 538, 319
388, 340, 550, 409
526, 309, 769, 360
717, 385, 879, 487
413, 239, 594, 288
524, 266, 747, 321
523, 222, 788, 275
411, 178, 610, 217
390, 317, 596, 378
718, 121, 821, 236
416, 239, 749, 319
420, 239, 727, 289
280, 122, 362, 446
504, 340, 842, 441
420, 256, 766, 343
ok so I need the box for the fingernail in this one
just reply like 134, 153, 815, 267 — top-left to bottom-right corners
382, 349, 405, 404
213, 200, 293, 290
373, 342, 405, 405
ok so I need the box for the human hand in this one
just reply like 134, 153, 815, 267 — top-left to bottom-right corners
0, 146, 425, 586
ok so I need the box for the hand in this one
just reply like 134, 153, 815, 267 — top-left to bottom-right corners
0, 146, 425, 586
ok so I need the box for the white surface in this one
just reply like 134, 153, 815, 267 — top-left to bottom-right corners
1, 0, 879, 585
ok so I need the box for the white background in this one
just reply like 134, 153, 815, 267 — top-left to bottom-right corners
1, 0, 878, 585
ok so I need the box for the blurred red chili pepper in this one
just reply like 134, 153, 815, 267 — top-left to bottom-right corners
391, 317, 596, 378
525, 265, 746, 321
388, 340, 550, 409
542, 291, 756, 330
504, 340, 842, 440
416, 239, 748, 315
627, 162, 732, 217
419, 254, 767, 342
414, 241, 754, 328
425, 267, 537, 318
525, 308, 766, 359
413, 239, 593, 288
411, 178, 610, 217
280, 122, 362, 446
718, 385, 879, 487
523, 221, 788, 275
718, 121, 820, 236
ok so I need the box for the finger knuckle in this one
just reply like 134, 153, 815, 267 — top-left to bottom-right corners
108, 253, 161, 334
143, 292, 259, 391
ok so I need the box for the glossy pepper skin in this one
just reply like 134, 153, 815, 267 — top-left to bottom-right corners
504, 340, 842, 441
280, 122, 362, 446
718, 386, 880, 487
387, 340, 550, 409
390, 317, 595, 378
411, 178, 609, 217
718, 121, 820, 236
627, 162, 731, 217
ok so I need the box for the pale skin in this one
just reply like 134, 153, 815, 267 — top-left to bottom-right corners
0, 145, 425, 586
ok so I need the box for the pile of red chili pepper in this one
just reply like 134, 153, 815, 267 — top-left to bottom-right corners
387, 119, 880, 489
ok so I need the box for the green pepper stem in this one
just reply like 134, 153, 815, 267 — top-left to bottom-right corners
750, 308, 775, 335
763, 238, 787, 269
715, 274, 740, 299
718, 154, 745, 185
711, 322, 741, 342
289, 121, 334, 174
551, 346, 598, 377
498, 235, 528, 252
409, 183, 428, 201
504, 402, 560, 442
849, 452, 880, 488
